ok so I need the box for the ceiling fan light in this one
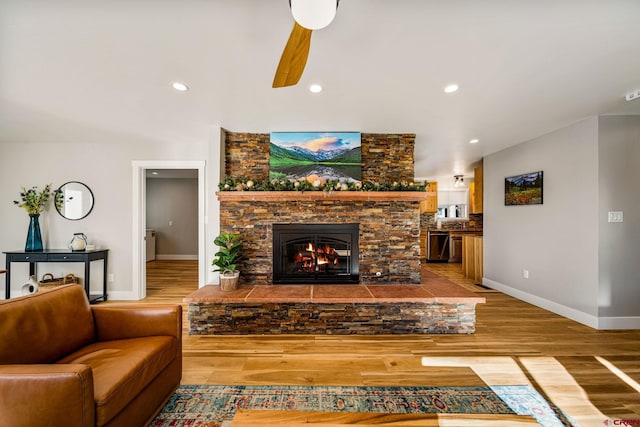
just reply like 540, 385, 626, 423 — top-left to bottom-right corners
291, 0, 337, 30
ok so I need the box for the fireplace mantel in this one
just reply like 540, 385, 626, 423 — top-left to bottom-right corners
216, 191, 432, 202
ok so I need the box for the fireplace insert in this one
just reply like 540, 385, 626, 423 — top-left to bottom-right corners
272, 223, 359, 284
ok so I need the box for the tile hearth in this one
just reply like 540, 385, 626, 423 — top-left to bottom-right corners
184, 273, 485, 335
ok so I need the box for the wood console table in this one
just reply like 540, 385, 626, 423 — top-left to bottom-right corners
3, 249, 108, 303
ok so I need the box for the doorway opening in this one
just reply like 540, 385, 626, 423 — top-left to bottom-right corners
145, 169, 199, 297
132, 161, 205, 300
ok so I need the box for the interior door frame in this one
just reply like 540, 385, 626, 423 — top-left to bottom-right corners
132, 160, 206, 299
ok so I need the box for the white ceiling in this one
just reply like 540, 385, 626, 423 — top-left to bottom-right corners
1, 0, 639, 179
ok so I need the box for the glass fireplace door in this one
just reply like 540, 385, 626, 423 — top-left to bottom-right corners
273, 224, 359, 284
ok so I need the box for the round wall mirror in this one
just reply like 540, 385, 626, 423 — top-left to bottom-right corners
56, 181, 94, 220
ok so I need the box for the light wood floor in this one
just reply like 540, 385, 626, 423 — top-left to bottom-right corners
140, 260, 640, 425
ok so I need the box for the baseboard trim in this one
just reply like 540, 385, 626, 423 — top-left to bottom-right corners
106, 290, 139, 301
155, 255, 198, 261
597, 316, 640, 330
482, 278, 599, 329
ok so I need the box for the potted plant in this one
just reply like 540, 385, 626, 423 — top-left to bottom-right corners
13, 184, 58, 252
211, 231, 243, 291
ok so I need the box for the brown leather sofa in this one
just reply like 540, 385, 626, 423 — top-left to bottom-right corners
0, 284, 182, 427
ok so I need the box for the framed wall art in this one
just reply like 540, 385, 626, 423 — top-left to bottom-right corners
269, 132, 361, 183
505, 171, 543, 205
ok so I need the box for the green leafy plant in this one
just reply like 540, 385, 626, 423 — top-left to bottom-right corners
13, 184, 59, 215
211, 232, 243, 274
218, 176, 428, 192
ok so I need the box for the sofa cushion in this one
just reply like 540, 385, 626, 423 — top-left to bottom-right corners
56, 336, 177, 426
0, 285, 95, 364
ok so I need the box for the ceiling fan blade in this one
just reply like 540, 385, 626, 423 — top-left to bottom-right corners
273, 22, 313, 88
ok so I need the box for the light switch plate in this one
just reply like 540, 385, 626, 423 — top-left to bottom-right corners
626, 89, 640, 101
608, 211, 623, 223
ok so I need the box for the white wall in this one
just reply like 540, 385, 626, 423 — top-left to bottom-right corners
484, 117, 601, 327
597, 116, 640, 327
484, 116, 640, 329
147, 177, 198, 258
1, 128, 222, 300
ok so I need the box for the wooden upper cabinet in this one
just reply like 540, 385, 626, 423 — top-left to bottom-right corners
471, 161, 483, 214
420, 182, 438, 213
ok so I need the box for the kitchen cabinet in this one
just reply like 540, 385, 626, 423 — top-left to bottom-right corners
470, 161, 483, 213
428, 229, 482, 264
462, 235, 483, 282
438, 190, 467, 206
419, 182, 438, 260
419, 182, 438, 213
449, 234, 463, 262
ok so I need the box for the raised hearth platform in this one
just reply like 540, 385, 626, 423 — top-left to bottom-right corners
184, 276, 485, 335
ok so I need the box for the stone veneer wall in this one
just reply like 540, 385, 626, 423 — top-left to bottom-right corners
420, 213, 484, 231
188, 302, 477, 335
360, 134, 416, 183
224, 132, 271, 180
220, 200, 422, 285
224, 132, 416, 183
221, 131, 420, 285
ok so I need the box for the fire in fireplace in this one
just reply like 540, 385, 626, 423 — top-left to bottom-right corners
272, 223, 359, 284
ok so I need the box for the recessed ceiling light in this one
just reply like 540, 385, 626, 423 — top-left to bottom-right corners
171, 81, 189, 92
444, 84, 459, 94
151, 171, 159, 175
309, 84, 323, 93
469, 139, 479, 144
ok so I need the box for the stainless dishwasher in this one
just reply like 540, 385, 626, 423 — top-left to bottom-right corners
427, 231, 450, 262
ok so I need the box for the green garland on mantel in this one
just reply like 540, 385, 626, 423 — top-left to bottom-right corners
218, 177, 428, 192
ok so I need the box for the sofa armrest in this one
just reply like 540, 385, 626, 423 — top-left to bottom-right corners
92, 304, 182, 342
0, 364, 95, 427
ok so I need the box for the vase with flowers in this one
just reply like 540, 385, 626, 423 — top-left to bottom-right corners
13, 184, 56, 252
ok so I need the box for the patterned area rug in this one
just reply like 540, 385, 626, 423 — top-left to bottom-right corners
150, 385, 574, 426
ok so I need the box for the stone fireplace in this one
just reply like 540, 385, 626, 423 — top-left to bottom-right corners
217, 191, 426, 286
219, 131, 426, 286
272, 223, 359, 284
184, 131, 485, 336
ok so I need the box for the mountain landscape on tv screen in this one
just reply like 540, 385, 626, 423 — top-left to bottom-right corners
270, 143, 361, 164
269, 132, 362, 183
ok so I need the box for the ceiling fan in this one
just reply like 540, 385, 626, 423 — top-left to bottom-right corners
272, 0, 339, 88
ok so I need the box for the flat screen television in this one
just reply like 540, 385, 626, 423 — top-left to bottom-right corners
269, 132, 361, 183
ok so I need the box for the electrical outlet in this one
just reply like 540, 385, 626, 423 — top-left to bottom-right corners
169, 220, 173, 226
108, 274, 115, 283
523, 269, 529, 279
